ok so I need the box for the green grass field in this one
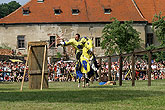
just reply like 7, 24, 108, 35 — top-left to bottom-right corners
0, 80, 165, 110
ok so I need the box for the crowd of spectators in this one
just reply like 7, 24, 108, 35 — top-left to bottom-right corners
0, 61, 27, 82
100, 58, 165, 81
47, 60, 77, 82
0, 58, 164, 82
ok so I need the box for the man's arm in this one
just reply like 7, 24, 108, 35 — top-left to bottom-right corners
57, 39, 75, 47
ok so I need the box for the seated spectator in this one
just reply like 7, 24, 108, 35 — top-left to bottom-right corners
0, 73, 3, 81
4, 74, 9, 81
9, 73, 14, 82
17, 74, 22, 82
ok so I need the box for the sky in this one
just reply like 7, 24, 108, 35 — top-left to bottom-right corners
0, 0, 29, 5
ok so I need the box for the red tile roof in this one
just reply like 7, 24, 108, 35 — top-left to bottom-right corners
0, 49, 12, 55
0, 0, 147, 24
134, 0, 165, 23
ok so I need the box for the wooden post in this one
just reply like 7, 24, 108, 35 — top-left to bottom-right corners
41, 45, 47, 90
132, 53, 135, 86
119, 55, 123, 86
98, 57, 102, 82
20, 46, 31, 91
108, 57, 111, 81
148, 51, 152, 86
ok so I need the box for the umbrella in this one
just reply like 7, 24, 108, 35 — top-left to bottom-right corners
9, 59, 23, 63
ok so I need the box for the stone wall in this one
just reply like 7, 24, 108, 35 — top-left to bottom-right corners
0, 23, 147, 59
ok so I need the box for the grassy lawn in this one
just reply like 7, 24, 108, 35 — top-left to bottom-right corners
0, 80, 165, 110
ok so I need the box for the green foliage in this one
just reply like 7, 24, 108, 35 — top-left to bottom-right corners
152, 12, 165, 47
145, 12, 165, 62
142, 44, 165, 62
101, 18, 141, 56
142, 44, 155, 61
145, 44, 156, 51
0, 1, 21, 18
57, 52, 62, 58
154, 51, 165, 62
23, 54, 27, 57
0, 3, 9, 18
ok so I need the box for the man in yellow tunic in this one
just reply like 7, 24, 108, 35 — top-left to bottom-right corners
57, 34, 98, 87
57, 33, 83, 60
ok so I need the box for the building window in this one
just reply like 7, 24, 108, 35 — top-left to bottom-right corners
72, 9, 79, 15
17, 36, 25, 48
104, 8, 111, 14
37, 0, 44, 3
22, 7, 30, 15
49, 36, 56, 48
146, 33, 153, 47
53, 9, 62, 15
95, 38, 101, 47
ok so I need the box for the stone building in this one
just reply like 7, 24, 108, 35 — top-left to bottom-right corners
0, 0, 164, 61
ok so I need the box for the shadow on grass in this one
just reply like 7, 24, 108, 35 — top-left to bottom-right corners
0, 88, 19, 91
0, 89, 164, 103
0, 82, 14, 84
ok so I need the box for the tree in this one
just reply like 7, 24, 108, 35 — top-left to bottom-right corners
8, 1, 21, 13
0, 1, 21, 18
0, 3, 9, 18
146, 12, 165, 62
142, 44, 165, 62
101, 18, 142, 56
152, 12, 165, 47
142, 12, 165, 62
